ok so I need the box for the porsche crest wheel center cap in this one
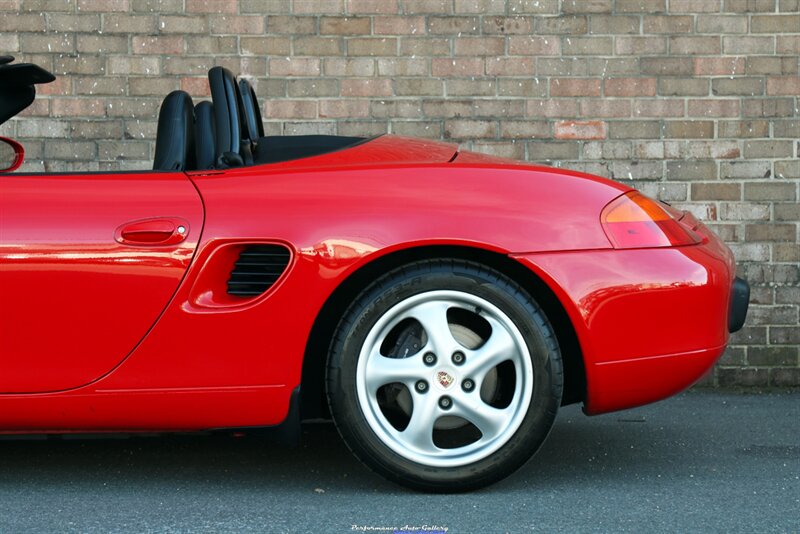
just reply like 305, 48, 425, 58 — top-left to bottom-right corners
434, 368, 457, 391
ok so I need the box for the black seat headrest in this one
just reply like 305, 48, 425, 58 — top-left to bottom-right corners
194, 101, 216, 171
238, 78, 264, 144
153, 90, 195, 171
208, 66, 244, 167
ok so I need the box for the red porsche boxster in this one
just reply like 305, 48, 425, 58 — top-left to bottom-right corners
0, 57, 748, 491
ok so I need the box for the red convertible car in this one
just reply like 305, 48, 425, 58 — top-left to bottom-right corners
0, 57, 748, 491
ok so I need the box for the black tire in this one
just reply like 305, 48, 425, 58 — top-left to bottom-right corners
326, 259, 562, 492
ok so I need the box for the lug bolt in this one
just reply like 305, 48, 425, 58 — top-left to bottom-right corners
423, 352, 437, 366
438, 396, 452, 410
462, 378, 475, 392
415, 380, 428, 393
452, 351, 465, 366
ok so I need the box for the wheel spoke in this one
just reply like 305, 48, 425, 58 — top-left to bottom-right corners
463, 316, 518, 380
401, 393, 439, 453
404, 300, 460, 356
364, 351, 425, 392
354, 289, 537, 469
452, 396, 511, 440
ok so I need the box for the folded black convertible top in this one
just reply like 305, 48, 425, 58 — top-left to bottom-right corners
0, 56, 56, 125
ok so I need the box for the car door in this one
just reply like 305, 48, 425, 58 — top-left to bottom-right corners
0, 171, 204, 393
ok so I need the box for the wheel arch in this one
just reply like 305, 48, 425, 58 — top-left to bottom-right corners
300, 244, 586, 420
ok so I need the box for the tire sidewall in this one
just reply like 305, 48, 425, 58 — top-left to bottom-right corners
327, 261, 562, 491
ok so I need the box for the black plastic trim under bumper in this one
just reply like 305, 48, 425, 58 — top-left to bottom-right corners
728, 277, 750, 333
210, 386, 302, 445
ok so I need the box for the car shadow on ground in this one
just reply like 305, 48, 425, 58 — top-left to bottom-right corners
0, 403, 687, 494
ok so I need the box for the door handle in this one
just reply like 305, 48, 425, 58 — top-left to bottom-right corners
115, 217, 190, 246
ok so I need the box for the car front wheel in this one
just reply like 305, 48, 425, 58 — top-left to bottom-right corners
326, 259, 563, 491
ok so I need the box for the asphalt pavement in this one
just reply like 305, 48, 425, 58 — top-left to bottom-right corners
0, 390, 797, 533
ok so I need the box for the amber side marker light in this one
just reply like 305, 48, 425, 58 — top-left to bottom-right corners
601, 191, 703, 249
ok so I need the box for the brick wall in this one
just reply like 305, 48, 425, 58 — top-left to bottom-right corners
1, 0, 798, 386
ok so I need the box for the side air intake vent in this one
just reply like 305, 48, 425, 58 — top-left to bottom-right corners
227, 244, 291, 297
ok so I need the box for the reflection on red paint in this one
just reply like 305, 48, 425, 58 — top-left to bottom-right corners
0, 171, 203, 393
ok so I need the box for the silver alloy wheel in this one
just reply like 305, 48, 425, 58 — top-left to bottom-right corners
355, 290, 534, 467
